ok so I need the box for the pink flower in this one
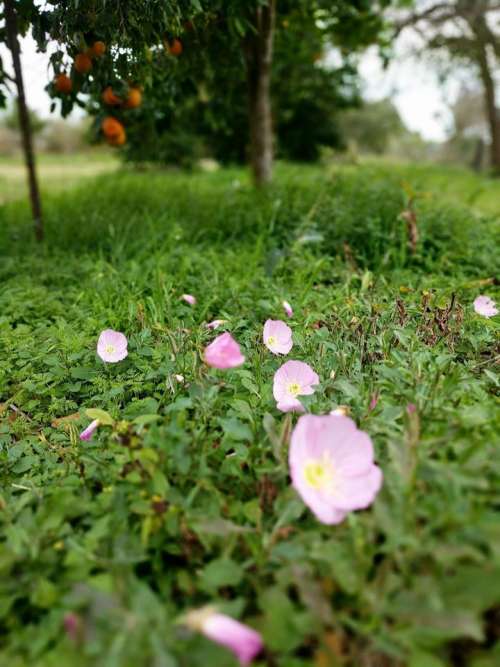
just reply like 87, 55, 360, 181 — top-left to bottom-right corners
263, 319, 293, 355
289, 414, 383, 524
63, 612, 82, 643
473, 295, 498, 318
273, 360, 319, 412
79, 419, 99, 441
406, 403, 417, 415
206, 319, 226, 331
204, 332, 245, 369
181, 294, 196, 306
97, 329, 128, 363
185, 608, 263, 666
282, 300, 293, 318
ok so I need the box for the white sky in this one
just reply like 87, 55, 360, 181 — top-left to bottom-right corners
0, 33, 481, 142
358, 45, 458, 142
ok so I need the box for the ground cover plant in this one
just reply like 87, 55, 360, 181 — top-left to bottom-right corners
0, 164, 499, 667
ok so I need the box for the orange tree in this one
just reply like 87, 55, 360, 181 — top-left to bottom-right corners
85, 1, 408, 185
115, 2, 397, 170
0, 0, 203, 240
1, 0, 409, 240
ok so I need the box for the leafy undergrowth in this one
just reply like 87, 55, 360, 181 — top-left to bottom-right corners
0, 165, 499, 667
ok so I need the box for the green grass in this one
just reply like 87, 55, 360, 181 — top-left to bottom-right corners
0, 163, 499, 667
0, 151, 118, 203
360, 160, 500, 217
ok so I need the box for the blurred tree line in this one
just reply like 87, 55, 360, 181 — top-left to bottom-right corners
0, 101, 93, 155
113, 1, 392, 168
110, 1, 497, 172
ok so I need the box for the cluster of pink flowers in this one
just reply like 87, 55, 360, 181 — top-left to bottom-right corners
76, 291, 497, 664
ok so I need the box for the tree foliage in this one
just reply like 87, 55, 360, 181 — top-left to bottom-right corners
338, 99, 407, 155
115, 4, 368, 166
0, 0, 404, 203
84, 1, 402, 165
1, 0, 401, 157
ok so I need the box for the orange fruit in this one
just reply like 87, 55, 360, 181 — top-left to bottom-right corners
107, 128, 126, 146
54, 73, 72, 94
124, 88, 142, 109
89, 41, 106, 58
101, 116, 124, 139
168, 38, 183, 56
102, 86, 122, 106
74, 53, 92, 74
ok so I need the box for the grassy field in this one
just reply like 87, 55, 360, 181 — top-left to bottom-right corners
0, 154, 498, 216
0, 162, 499, 667
0, 152, 118, 204
338, 160, 500, 218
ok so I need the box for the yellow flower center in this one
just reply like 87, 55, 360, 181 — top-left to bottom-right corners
304, 459, 334, 490
267, 336, 276, 346
105, 344, 115, 355
287, 382, 301, 396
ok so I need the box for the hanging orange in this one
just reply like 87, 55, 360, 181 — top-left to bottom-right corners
102, 117, 124, 139
54, 73, 73, 94
168, 39, 183, 56
107, 129, 126, 146
124, 88, 142, 109
74, 53, 92, 74
102, 86, 122, 106
89, 41, 106, 58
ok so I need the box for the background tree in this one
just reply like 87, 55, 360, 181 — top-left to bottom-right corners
1, 0, 403, 240
94, 1, 401, 179
0, 0, 202, 239
394, 0, 500, 173
225, 0, 402, 182
439, 85, 490, 170
2, 0, 44, 240
337, 99, 407, 156
114, 5, 365, 168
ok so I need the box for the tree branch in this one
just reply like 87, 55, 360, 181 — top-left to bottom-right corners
394, 2, 457, 36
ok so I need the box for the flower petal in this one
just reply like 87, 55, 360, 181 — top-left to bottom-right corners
181, 294, 197, 306
289, 414, 382, 524
97, 329, 128, 363
79, 419, 99, 441
204, 332, 245, 369
473, 295, 498, 318
202, 613, 263, 666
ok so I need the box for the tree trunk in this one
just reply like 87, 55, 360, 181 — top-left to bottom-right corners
4, 0, 44, 240
243, 0, 276, 187
471, 137, 485, 172
475, 39, 500, 172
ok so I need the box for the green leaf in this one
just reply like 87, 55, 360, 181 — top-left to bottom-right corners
85, 408, 114, 426
200, 558, 244, 592
409, 652, 447, 667
133, 414, 161, 426
219, 417, 252, 442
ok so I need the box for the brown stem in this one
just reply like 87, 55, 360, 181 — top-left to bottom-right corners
243, 0, 275, 187
4, 0, 44, 240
